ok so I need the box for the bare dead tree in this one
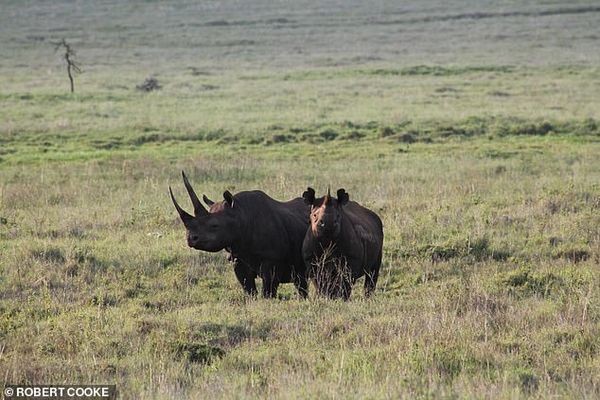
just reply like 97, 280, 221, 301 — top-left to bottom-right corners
53, 39, 81, 93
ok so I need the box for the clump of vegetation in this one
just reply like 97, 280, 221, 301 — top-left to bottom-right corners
268, 134, 295, 144
379, 126, 395, 137
554, 248, 590, 263
30, 247, 66, 264
319, 129, 338, 141
396, 132, 416, 143
513, 367, 539, 394
498, 268, 564, 297
136, 77, 161, 92
172, 341, 225, 364
341, 130, 365, 140
423, 237, 510, 262
494, 120, 555, 136
369, 65, 515, 77
129, 133, 167, 146
299, 133, 324, 143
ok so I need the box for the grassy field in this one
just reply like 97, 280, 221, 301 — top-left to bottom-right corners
1, 1, 600, 399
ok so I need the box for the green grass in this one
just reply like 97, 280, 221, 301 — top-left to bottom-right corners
1, 134, 598, 398
1, 1, 600, 399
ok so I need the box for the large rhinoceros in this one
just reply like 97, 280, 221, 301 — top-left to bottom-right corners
170, 171, 309, 298
301, 187, 383, 300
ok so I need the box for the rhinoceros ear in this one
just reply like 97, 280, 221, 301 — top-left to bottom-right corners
303, 187, 315, 205
202, 194, 214, 206
336, 188, 349, 206
223, 190, 234, 207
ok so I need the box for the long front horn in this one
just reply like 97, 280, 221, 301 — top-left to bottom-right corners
169, 186, 194, 225
182, 171, 207, 216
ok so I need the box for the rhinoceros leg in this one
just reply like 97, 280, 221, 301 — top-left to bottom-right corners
364, 249, 382, 297
261, 265, 279, 298
339, 280, 352, 301
334, 256, 356, 300
234, 260, 257, 296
